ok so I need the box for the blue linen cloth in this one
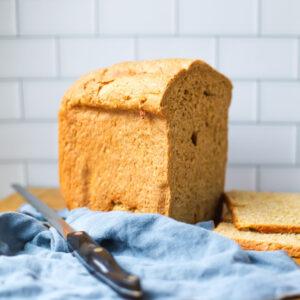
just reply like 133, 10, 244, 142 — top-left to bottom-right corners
0, 204, 299, 300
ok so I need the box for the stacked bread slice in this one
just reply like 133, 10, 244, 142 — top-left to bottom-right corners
214, 191, 300, 257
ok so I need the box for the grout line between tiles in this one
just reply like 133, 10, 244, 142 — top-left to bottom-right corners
256, 166, 260, 191
174, 0, 179, 36
227, 163, 300, 169
18, 80, 25, 120
134, 37, 138, 61
1, 77, 299, 82
229, 121, 300, 126
14, 0, 20, 36
94, 0, 99, 35
214, 37, 219, 69
295, 126, 299, 164
256, 80, 261, 123
257, 0, 262, 36
1, 34, 300, 39
298, 38, 300, 79
0, 159, 58, 164
0, 120, 299, 126
55, 37, 60, 78
3, 162, 298, 168
23, 160, 29, 186
0, 77, 77, 82
0, 119, 57, 124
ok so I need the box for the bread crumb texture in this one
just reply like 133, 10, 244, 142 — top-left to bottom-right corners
226, 190, 300, 233
214, 222, 300, 257
59, 59, 232, 223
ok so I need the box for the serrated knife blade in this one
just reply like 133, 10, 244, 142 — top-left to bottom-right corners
12, 183, 142, 299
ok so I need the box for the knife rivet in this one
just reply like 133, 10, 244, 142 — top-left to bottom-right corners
94, 248, 103, 253
73, 232, 82, 236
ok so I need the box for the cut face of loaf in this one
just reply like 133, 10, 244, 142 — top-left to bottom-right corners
59, 59, 232, 223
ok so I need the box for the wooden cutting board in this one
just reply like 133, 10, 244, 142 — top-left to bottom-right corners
0, 187, 65, 212
1, 187, 299, 269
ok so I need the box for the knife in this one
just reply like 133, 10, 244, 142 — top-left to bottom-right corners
11, 184, 142, 299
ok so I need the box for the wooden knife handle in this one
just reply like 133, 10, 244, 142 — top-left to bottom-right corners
67, 231, 142, 299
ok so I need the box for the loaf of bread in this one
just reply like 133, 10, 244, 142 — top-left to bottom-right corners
214, 222, 300, 257
59, 59, 232, 223
225, 190, 300, 233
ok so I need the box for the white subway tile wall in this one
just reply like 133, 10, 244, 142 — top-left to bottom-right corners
219, 38, 298, 79
179, 0, 258, 35
260, 82, 300, 122
225, 167, 256, 191
229, 81, 257, 122
0, 39, 57, 78
23, 80, 73, 119
260, 167, 300, 192
0, 164, 25, 198
0, 0, 16, 35
137, 38, 216, 66
59, 38, 135, 77
0, 81, 21, 119
0, 0, 300, 197
19, 0, 95, 35
261, 0, 300, 35
228, 125, 296, 164
98, 0, 175, 35
297, 128, 300, 164
0, 123, 58, 160
27, 162, 59, 187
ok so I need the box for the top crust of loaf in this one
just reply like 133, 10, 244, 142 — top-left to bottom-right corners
60, 59, 232, 116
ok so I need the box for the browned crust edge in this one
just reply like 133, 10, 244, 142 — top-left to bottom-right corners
248, 225, 300, 234
229, 237, 300, 258
224, 192, 300, 234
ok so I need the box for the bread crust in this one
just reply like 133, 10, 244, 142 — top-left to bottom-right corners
225, 192, 300, 234
214, 222, 300, 258
248, 225, 300, 234
60, 59, 232, 117
232, 238, 300, 257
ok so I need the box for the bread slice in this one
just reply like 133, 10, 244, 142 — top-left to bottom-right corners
59, 59, 232, 223
214, 222, 300, 257
225, 190, 300, 233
